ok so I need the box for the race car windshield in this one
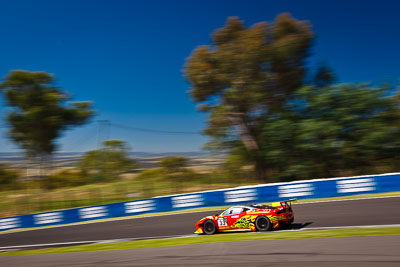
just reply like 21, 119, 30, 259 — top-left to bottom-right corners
220, 209, 231, 216
220, 207, 243, 216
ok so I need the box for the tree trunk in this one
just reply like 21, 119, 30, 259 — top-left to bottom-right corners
254, 155, 268, 182
228, 112, 269, 182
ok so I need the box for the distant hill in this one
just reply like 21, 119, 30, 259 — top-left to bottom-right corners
0, 151, 226, 171
0, 151, 221, 160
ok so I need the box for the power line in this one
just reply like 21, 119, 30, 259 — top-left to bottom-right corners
63, 124, 99, 151
1, 122, 203, 135
97, 120, 111, 148
111, 123, 202, 135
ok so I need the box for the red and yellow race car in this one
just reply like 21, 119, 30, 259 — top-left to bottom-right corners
195, 199, 296, 234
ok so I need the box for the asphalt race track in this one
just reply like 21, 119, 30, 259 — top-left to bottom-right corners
1, 197, 400, 248
3, 236, 400, 266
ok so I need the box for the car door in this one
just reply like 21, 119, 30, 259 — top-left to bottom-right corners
224, 207, 245, 230
228, 207, 253, 230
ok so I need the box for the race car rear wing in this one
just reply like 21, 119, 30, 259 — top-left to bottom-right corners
271, 198, 297, 207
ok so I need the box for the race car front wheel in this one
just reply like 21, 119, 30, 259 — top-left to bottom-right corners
255, 216, 272, 231
203, 220, 217, 235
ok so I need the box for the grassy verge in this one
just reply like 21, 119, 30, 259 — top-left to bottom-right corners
2, 226, 400, 256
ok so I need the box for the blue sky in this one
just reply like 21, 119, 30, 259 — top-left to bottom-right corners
0, 0, 399, 153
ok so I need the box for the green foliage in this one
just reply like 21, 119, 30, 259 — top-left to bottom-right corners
36, 140, 136, 189
136, 168, 162, 197
159, 156, 191, 192
185, 13, 400, 182
0, 70, 94, 158
262, 84, 400, 181
136, 168, 164, 181
160, 156, 187, 173
79, 140, 137, 183
184, 14, 313, 181
222, 154, 252, 183
314, 64, 336, 88
0, 164, 20, 190
39, 169, 83, 190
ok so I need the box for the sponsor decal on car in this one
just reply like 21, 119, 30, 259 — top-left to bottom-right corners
217, 217, 228, 227
233, 215, 257, 230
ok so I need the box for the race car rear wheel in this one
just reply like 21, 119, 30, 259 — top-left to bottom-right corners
255, 216, 272, 231
203, 220, 217, 235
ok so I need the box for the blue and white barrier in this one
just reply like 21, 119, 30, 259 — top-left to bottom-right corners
1, 172, 399, 232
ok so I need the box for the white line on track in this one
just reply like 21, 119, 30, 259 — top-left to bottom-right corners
0, 234, 198, 250
1, 224, 399, 251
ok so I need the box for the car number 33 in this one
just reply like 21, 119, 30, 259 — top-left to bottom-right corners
217, 217, 227, 227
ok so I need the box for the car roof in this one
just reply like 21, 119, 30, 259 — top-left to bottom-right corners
227, 204, 274, 209
227, 205, 258, 209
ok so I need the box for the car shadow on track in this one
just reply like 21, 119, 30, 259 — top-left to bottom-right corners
204, 222, 314, 236
284, 222, 313, 230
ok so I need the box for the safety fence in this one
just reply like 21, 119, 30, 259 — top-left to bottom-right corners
1, 172, 399, 232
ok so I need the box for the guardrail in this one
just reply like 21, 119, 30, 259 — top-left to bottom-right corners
1, 172, 399, 232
